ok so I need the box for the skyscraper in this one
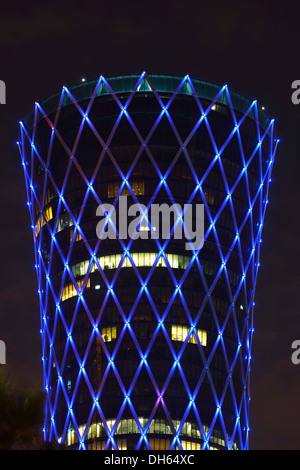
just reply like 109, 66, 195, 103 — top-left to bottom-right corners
18, 73, 278, 450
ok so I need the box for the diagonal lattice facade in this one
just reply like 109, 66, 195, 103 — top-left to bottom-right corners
18, 73, 278, 450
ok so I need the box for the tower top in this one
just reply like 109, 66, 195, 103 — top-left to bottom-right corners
23, 73, 273, 135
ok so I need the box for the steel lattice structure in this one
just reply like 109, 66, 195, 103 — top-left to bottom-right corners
18, 73, 278, 450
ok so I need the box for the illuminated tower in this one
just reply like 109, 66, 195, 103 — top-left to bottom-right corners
18, 73, 278, 450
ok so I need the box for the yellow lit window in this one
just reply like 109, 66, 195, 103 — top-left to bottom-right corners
149, 438, 171, 450
45, 189, 51, 205
102, 326, 117, 342
67, 429, 76, 446
171, 325, 207, 346
108, 181, 145, 198
138, 223, 156, 232
61, 278, 90, 302
61, 417, 234, 449
108, 182, 121, 198
181, 440, 201, 450
131, 181, 144, 196
116, 439, 127, 450
35, 189, 53, 236
44, 205, 53, 222
61, 253, 191, 282
70, 227, 82, 243
35, 215, 41, 236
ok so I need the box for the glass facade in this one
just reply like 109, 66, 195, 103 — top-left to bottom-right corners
18, 72, 278, 450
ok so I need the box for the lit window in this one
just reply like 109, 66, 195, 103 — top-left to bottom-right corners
108, 182, 120, 198
108, 180, 145, 198
35, 189, 53, 236
102, 326, 117, 342
59, 253, 191, 286
171, 325, 207, 346
139, 224, 156, 232
61, 417, 237, 449
61, 278, 90, 302
210, 103, 227, 115
131, 181, 145, 196
44, 205, 53, 223
181, 440, 201, 450
70, 227, 82, 243
116, 438, 127, 450
56, 211, 74, 233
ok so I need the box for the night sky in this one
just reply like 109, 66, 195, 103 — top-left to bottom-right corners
0, 0, 299, 450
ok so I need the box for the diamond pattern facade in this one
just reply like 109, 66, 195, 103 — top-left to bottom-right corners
18, 73, 278, 450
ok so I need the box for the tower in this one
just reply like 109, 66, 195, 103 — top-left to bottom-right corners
18, 73, 278, 450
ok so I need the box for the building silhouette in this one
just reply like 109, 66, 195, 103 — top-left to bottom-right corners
19, 73, 278, 450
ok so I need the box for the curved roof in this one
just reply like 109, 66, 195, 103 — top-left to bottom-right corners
23, 73, 275, 135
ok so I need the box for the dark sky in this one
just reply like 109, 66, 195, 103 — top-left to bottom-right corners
0, 0, 299, 450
